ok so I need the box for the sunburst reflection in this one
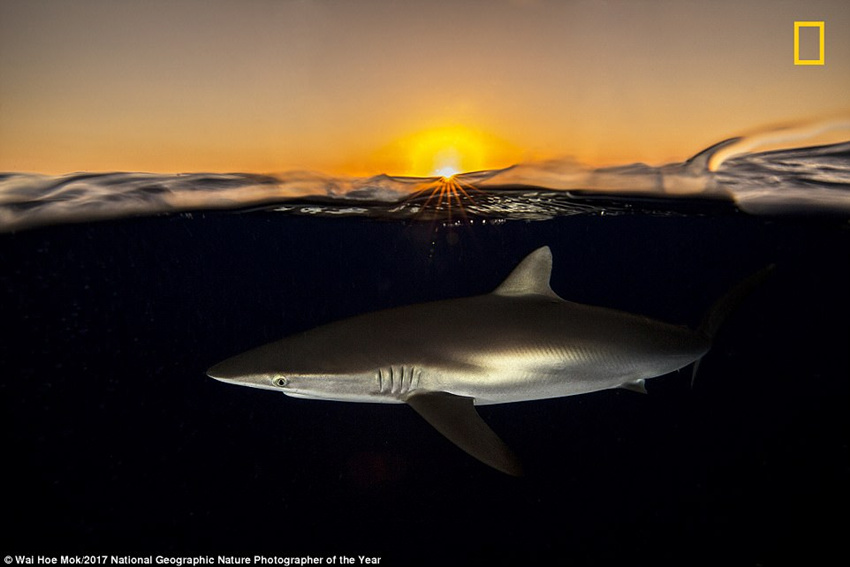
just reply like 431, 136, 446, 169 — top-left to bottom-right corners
410, 173, 483, 221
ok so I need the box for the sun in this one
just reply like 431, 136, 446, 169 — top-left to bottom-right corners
378, 126, 515, 178
412, 127, 483, 177
435, 165, 460, 180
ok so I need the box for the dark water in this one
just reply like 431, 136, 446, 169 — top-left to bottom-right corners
2, 209, 848, 565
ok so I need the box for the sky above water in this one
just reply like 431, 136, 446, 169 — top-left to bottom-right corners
1, 0, 848, 176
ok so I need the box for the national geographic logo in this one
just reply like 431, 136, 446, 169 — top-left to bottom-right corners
794, 21, 825, 65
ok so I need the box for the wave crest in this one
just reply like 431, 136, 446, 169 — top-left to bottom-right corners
2, 132, 849, 231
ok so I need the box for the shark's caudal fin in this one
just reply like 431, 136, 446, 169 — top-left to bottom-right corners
691, 264, 775, 386
698, 264, 775, 340
406, 391, 523, 476
492, 246, 563, 300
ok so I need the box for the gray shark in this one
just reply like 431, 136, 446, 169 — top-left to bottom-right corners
208, 247, 765, 475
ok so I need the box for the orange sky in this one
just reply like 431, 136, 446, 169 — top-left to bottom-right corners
1, 0, 848, 176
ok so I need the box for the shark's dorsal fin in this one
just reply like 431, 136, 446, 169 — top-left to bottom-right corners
493, 246, 561, 300
406, 391, 523, 476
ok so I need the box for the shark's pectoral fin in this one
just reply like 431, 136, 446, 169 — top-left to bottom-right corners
619, 379, 647, 394
405, 391, 523, 476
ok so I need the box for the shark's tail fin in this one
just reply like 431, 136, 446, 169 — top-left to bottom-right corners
698, 264, 775, 341
691, 264, 775, 387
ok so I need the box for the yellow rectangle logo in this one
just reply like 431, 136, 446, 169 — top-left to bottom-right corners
794, 21, 825, 65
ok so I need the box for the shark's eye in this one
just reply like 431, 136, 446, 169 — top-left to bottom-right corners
274, 377, 289, 387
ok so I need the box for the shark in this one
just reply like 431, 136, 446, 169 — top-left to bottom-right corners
208, 246, 766, 475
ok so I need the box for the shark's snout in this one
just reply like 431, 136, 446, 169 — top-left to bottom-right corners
207, 358, 244, 382
207, 355, 280, 392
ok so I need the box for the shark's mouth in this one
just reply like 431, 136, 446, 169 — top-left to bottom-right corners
283, 390, 404, 404
282, 391, 327, 400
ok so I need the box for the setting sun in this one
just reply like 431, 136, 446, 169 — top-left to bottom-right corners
411, 127, 487, 176
436, 166, 460, 180
373, 126, 517, 178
